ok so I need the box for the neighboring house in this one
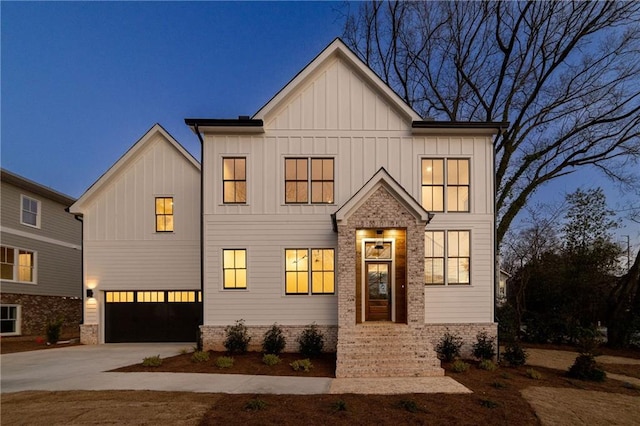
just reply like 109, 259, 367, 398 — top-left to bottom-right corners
0, 169, 82, 337
68, 124, 201, 344
71, 39, 506, 378
497, 269, 511, 306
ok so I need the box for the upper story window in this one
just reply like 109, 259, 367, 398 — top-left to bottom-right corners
155, 197, 174, 232
285, 248, 335, 295
223, 157, 246, 204
424, 230, 470, 285
20, 195, 40, 228
1, 245, 35, 283
421, 159, 469, 212
223, 249, 247, 289
285, 158, 334, 204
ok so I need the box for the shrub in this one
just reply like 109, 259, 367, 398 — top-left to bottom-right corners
435, 330, 463, 362
142, 355, 162, 367
245, 399, 267, 411
46, 319, 63, 344
496, 303, 519, 343
262, 323, 286, 355
297, 323, 324, 358
215, 356, 234, 368
191, 350, 210, 363
451, 360, 470, 373
290, 358, 313, 372
398, 399, 419, 413
262, 354, 281, 366
503, 342, 528, 367
479, 399, 498, 409
491, 381, 506, 389
224, 319, 251, 354
472, 331, 496, 360
331, 400, 348, 412
567, 354, 606, 382
478, 359, 497, 371
526, 368, 542, 380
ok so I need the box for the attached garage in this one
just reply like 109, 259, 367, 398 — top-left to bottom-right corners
105, 290, 202, 343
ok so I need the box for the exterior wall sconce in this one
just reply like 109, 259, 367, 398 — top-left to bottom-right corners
375, 229, 384, 249
86, 289, 94, 298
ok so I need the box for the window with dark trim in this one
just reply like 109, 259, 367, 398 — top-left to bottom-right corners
223, 249, 247, 289
285, 158, 334, 204
223, 158, 247, 204
285, 248, 335, 294
155, 197, 174, 232
421, 159, 470, 212
425, 230, 470, 285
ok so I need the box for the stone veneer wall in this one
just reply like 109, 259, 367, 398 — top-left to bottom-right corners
80, 324, 99, 345
0, 293, 81, 337
200, 324, 338, 353
336, 186, 443, 377
424, 323, 498, 359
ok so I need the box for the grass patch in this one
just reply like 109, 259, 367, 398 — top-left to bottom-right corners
141, 355, 162, 367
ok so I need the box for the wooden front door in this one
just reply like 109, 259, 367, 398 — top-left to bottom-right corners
366, 262, 391, 321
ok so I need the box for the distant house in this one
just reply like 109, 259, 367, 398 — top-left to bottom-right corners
71, 39, 507, 378
1, 169, 82, 337
497, 269, 511, 306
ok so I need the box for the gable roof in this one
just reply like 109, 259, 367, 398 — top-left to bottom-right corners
332, 167, 433, 231
1, 168, 75, 206
253, 38, 422, 123
68, 123, 200, 214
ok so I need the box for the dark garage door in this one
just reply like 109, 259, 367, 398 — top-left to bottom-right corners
105, 291, 202, 343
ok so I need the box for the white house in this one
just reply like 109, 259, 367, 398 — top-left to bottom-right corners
71, 39, 506, 378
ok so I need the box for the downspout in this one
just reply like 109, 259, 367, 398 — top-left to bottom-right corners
493, 126, 504, 362
194, 124, 205, 350
69, 211, 84, 326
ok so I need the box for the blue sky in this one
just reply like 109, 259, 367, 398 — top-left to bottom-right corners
2, 1, 638, 251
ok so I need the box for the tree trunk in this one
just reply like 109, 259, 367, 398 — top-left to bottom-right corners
606, 250, 640, 348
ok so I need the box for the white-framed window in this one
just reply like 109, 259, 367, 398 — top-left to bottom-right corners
155, 197, 174, 232
223, 249, 247, 289
421, 158, 470, 212
285, 158, 334, 204
1, 304, 21, 336
425, 230, 470, 285
1, 245, 36, 283
285, 248, 335, 294
20, 195, 41, 228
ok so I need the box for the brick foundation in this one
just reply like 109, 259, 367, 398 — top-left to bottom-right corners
0, 293, 81, 337
424, 323, 498, 359
80, 324, 99, 345
200, 324, 337, 353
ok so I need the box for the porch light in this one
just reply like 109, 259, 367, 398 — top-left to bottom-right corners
86, 289, 94, 298
375, 230, 384, 250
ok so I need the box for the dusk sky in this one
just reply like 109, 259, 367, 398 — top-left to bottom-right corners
2, 1, 638, 251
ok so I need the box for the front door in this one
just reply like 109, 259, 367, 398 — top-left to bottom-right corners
366, 262, 391, 321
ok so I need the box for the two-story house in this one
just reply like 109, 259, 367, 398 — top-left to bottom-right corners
1, 169, 82, 338
71, 39, 506, 378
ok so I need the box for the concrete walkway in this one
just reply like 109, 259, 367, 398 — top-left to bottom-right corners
0, 343, 469, 395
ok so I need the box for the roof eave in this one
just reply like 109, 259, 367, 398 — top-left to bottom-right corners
412, 121, 510, 136
185, 118, 265, 135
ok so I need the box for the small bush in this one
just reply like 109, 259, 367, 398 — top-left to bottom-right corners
262, 354, 281, 366
191, 350, 210, 363
262, 323, 286, 355
46, 319, 63, 344
501, 372, 512, 380
478, 359, 497, 371
472, 331, 496, 360
435, 330, 463, 362
297, 323, 324, 358
290, 358, 313, 372
215, 356, 234, 369
503, 342, 528, 366
398, 399, 419, 413
331, 400, 348, 412
224, 319, 251, 354
526, 368, 542, 380
567, 354, 606, 382
451, 360, 470, 373
245, 399, 267, 411
479, 399, 498, 409
491, 381, 506, 389
142, 355, 162, 367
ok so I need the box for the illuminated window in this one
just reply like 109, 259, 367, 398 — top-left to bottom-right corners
425, 231, 470, 285
285, 249, 309, 294
105, 291, 135, 303
311, 249, 335, 294
286, 248, 334, 295
285, 158, 334, 204
223, 158, 246, 204
155, 197, 174, 232
20, 195, 40, 228
0, 246, 35, 283
167, 291, 198, 302
1, 305, 20, 335
223, 249, 247, 289
421, 159, 469, 212
136, 291, 165, 302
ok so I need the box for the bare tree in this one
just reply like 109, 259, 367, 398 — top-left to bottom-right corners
343, 1, 640, 244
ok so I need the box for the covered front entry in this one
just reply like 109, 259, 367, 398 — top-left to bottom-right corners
104, 290, 202, 343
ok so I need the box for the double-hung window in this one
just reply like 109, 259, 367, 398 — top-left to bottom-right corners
21, 195, 40, 228
285, 248, 335, 294
1, 305, 20, 335
223, 249, 247, 289
421, 159, 469, 212
1, 246, 35, 283
425, 231, 470, 285
155, 197, 174, 232
285, 158, 334, 204
223, 157, 246, 204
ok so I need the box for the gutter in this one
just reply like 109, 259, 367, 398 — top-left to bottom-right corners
66, 208, 84, 326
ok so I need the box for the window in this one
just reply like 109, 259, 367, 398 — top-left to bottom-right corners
136, 291, 165, 302
421, 159, 469, 212
105, 291, 201, 303
285, 158, 334, 204
223, 158, 246, 203
425, 231, 470, 285
1, 246, 35, 283
223, 249, 247, 289
155, 197, 174, 232
1, 305, 20, 335
21, 195, 40, 227
285, 248, 334, 294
